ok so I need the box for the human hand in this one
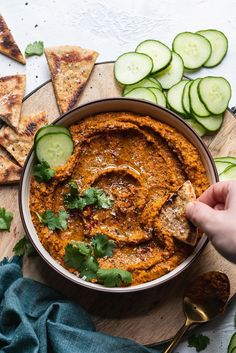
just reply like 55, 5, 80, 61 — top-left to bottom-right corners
186, 181, 236, 263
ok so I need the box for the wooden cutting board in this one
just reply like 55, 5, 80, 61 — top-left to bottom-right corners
0, 62, 236, 346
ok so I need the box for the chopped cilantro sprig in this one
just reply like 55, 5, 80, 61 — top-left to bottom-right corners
37, 210, 69, 231
64, 234, 131, 287
97, 268, 132, 287
13, 236, 35, 256
0, 207, 13, 231
32, 161, 55, 182
64, 182, 114, 211
25, 41, 44, 57
188, 334, 210, 352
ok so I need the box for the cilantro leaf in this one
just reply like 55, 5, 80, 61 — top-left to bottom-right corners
94, 189, 114, 209
97, 268, 132, 287
0, 208, 13, 231
188, 334, 210, 352
40, 210, 69, 230
13, 236, 35, 256
64, 183, 114, 211
64, 241, 98, 280
32, 161, 55, 182
79, 256, 99, 280
25, 41, 44, 57
91, 233, 116, 258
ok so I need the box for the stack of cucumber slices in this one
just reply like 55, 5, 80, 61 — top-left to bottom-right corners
214, 157, 236, 181
114, 29, 231, 137
34, 125, 74, 168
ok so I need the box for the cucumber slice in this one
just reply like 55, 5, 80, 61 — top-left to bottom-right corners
149, 87, 166, 107
114, 52, 153, 85
182, 80, 192, 115
35, 125, 71, 143
172, 32, 212, 69
190, 78, 211, 117
194, 114, 223, 132
214, 156, 236, 164
123, 77, 161, 96
136, 40, 172, 73
148, 77, 162, 90
124, 87, 157, 104
215, 161, 233, 175
36, 133, 74, 168
167, 80, 188, 115
153, 52, 184, 89
198, 77, 231, 115
197, 30, 228, 68
220, 165, 236, 181
186, 119, 207, 137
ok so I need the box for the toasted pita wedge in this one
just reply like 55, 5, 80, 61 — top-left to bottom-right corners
45, 45, 99, 114
0, 75, 26, 130
0, 153, 22, 184
0, 15, 25, 64
155, 181, 197, 246
0, 112, 47, 167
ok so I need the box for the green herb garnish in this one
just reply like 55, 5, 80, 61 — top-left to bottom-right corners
32, 161, 55, 182
38, 210, 69, 230
13, 236, 35, 256
64, 241, 99, 280
97, 268, 132, 287
64, 235, 128, 286
188, 334, 210, 352
91, 233, 116, 258
0, 207, 13, 231
25, 41, 44, 57
64, 182, 114, 211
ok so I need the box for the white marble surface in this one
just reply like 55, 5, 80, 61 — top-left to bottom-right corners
1, 0, 236, 105
1, 0, 236, 352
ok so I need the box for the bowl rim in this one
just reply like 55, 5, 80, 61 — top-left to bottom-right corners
19, 97, 218, 293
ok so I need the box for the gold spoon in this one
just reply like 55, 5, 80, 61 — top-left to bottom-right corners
162, 271, 230, 353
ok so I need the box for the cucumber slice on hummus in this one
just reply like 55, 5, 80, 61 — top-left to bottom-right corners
35, 125, 71, 143
36, 132, 74, 168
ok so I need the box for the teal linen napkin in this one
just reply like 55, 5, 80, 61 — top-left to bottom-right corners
0, 257, 160, 353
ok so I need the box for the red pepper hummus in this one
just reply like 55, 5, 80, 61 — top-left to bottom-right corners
30, 112, 209, 285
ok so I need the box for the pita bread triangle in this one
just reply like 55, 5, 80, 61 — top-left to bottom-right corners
155, 180, 198, 246
0, 74, 26, 130
0, 14, 25, 64
0, 151, 22, 184
0, 111, 47, 167
45, 45, 99, 114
